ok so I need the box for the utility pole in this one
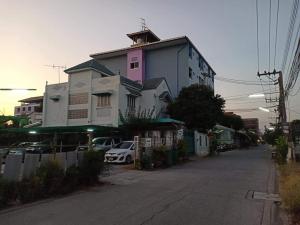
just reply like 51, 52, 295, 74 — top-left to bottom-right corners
257, 70, 292, 160
257, 70, 286, 123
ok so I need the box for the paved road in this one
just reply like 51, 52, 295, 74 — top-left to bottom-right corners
0, 146, 279, 225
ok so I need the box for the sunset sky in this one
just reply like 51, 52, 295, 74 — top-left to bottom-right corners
1, 0, 299, 130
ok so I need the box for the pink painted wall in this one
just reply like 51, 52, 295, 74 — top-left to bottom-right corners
127, 49, 145, 83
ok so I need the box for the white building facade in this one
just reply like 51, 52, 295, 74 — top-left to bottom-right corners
43, 60, 172, 127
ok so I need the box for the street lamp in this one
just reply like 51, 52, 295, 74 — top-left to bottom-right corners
258, 107, 270, 112
29, 130, 37, 134
0, 88, 36, 91
249, 93, 265, 98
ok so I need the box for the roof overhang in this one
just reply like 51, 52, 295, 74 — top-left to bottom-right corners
92, 90, 113, 96
90, 37, 187, 59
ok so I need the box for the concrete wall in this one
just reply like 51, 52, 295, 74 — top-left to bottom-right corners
43, 82, 68, 126
97, 55, 127, 76
68, 71, 92, 126
92, 75, 120, 127
127, 49, 145, 83
140, 79, 171, 117
145, 44, 189, 97
188, 45, 214, 89
44, 70, 122, 127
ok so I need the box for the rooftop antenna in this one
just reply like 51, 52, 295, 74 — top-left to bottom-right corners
44, 64, 66, 83
140, 18, 146, 31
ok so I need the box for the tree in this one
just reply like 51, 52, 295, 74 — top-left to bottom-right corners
263, 127, 283, 145
219, 113, 244, 130
167, 84, 225, 132
119, 106, 158, 137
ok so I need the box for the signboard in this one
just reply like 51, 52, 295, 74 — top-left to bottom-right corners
144, 138, 152, 148
177, 129, 184, 139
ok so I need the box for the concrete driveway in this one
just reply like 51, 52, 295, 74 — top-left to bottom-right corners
0, 146, 281, 225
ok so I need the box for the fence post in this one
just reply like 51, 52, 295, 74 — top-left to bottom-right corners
134, 136, 139, 169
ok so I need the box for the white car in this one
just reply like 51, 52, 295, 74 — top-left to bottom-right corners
104, 141, 135, 164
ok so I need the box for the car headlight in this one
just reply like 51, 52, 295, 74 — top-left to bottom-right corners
118, 152, 126, 155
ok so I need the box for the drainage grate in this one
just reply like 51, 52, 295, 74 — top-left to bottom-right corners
253, 192, 281, 202
245, 190, 281, 203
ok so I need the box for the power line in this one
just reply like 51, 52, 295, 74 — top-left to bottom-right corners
281, 0, 299, 72
256, 0, 260, 72
273, 0, 280, 69
268, 0, 272, 71
215, 76, 270, 85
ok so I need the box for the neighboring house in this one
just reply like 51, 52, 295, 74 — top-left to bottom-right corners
242, 118, 259, 134
14, 96, 43, 124
214, 124, 235, 145
42, 60, 172, 127
90, 28, 216, 97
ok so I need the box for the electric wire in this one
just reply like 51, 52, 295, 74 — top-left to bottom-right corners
281, 0, 299, 73
273, 0, 280, 69
268, 0, 272, 71
256, 0, 260, 73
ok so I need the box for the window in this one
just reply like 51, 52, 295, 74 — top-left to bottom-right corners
69, 93, 88, 105
127, 95, 136, 109
22, 107, 25, 112
199, 136, 202, 146
28, 106, 31, 111
199, 57, 204, 70
199, 76, 204, 85
189, 67, 192, 79
16, 108, 20, 113
130, 62, 139, 69
97, 95, 111, 107
68, 109, 88, 119
189, 46, 193, 58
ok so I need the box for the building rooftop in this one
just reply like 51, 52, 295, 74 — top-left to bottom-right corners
142, 78, 166, 90
18, 96, 43, 103
64, 59, 114, 76
120, 76, 143, 90
127, 29, 160, 44
90, 36, 216, 75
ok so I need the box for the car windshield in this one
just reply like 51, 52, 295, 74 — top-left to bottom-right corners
92, 138, 107, 145
114, 142, 132, 149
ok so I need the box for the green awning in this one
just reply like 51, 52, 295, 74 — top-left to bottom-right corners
0, 125, 116, 134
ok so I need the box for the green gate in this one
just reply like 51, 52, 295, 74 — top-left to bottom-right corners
184, 130, 195, 155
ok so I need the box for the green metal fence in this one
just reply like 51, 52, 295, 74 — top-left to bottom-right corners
184, 130, 195, 155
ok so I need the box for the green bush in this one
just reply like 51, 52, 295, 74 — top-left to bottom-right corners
0, 177, 17, 208
61, 165, 81, 194
275, 136, 288, 164
36, 160, 65, 196
79, 150, 104, 185
18, 176, 43, 203
177, 140, 188, 160
152, 146, 168, 168
141, 154, 152, 170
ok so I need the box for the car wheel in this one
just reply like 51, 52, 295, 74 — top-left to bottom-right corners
125, 155, 132, 164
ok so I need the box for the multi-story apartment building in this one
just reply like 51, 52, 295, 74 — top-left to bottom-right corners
43, 29, 216, 127
90, 29, 215, 97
